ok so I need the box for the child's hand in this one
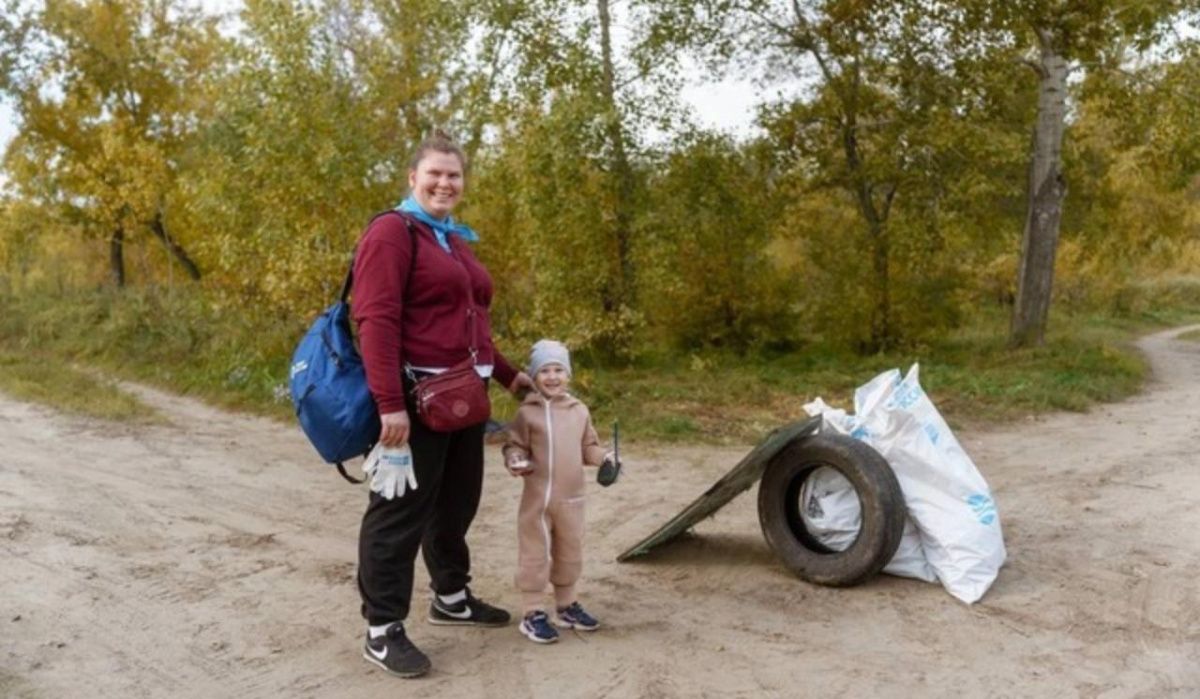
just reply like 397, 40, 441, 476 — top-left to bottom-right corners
505, 451, 532, 477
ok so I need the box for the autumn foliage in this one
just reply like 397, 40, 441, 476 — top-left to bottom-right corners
1, 0, 1198, 359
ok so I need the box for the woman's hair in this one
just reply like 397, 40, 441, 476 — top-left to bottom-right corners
409, 129, 467, 172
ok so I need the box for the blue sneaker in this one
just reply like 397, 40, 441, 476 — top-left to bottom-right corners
519, 611, 559, 644
556, 601, 599, 631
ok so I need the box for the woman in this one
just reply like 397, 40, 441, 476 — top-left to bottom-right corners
352, 131, 533, 679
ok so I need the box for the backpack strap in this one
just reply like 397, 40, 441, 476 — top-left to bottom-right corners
336, 461, 363, 484
340, 211, 418, 303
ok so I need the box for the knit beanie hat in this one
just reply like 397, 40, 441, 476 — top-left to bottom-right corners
528, 339, 572, 378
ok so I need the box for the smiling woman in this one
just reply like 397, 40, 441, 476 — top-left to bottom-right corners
346, 129, 535, 680
407, 150, 463, 218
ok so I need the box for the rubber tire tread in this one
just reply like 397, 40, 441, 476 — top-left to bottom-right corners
757, 433, 905, 587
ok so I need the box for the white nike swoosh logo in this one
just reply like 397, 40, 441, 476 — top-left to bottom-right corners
368, 643, 388, 661
437, 603, 473, 619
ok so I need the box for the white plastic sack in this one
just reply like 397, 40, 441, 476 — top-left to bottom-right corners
799, 403, 937, 583
798, 467, 861, 553
803, 364, 1006, 603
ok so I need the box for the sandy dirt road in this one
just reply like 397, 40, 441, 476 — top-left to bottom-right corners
2, 326, 1199, 699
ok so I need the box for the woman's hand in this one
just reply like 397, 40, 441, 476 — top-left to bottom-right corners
509, 371, 535, 397
379, 410, 411, 447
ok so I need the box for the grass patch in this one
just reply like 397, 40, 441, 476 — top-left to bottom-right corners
0, 349, 161, 423
494, 306, 1198, 443
0, 287, 298, 421
1178, 328, 1200, 342
2, 286, 1197, 443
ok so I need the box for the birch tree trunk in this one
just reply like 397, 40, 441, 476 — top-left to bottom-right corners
1010, 27, 1068, 348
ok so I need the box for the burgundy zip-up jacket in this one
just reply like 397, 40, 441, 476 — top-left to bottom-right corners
351, 212, 517, 415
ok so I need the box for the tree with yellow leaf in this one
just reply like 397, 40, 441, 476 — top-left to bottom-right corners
1, 0, 219, 286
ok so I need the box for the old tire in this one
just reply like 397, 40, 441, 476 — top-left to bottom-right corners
757, 433, 905, 587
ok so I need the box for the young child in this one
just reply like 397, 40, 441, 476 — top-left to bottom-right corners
503, 339, 614, 644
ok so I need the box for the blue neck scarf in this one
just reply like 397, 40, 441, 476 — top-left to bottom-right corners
396, 195, 479, 252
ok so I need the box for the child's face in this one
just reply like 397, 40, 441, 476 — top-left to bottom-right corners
534, 363, 570, 398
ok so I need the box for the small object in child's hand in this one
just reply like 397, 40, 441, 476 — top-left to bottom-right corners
597, 420, 621, 487
597, 457, 620, 487
507, 451, 531, 474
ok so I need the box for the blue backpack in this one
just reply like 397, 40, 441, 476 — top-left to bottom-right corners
290, 212, 416, 482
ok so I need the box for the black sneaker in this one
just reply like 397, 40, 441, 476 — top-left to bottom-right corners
427, 588, 511, 627
362, 622, 431, 679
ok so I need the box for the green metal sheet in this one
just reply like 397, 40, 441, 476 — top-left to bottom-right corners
616, 416, 822, 562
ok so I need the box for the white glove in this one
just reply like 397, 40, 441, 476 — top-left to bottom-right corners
363, 443, 418, 500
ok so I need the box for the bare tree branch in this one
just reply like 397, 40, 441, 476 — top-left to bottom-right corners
1017, 56, 1047, 78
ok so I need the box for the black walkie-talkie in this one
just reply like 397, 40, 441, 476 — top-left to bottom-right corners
597, 420, 621, 487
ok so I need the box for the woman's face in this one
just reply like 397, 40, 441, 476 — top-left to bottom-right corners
408, 150, 464, 219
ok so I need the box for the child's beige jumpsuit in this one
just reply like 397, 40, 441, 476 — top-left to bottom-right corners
503, 392, 607, 613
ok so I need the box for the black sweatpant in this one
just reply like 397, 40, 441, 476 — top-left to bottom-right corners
357, 405, 486, 626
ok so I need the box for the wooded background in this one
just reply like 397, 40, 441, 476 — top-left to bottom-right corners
1, 0, 1198, 361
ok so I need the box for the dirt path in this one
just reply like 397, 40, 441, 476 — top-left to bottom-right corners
2, 326, 1199, 699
